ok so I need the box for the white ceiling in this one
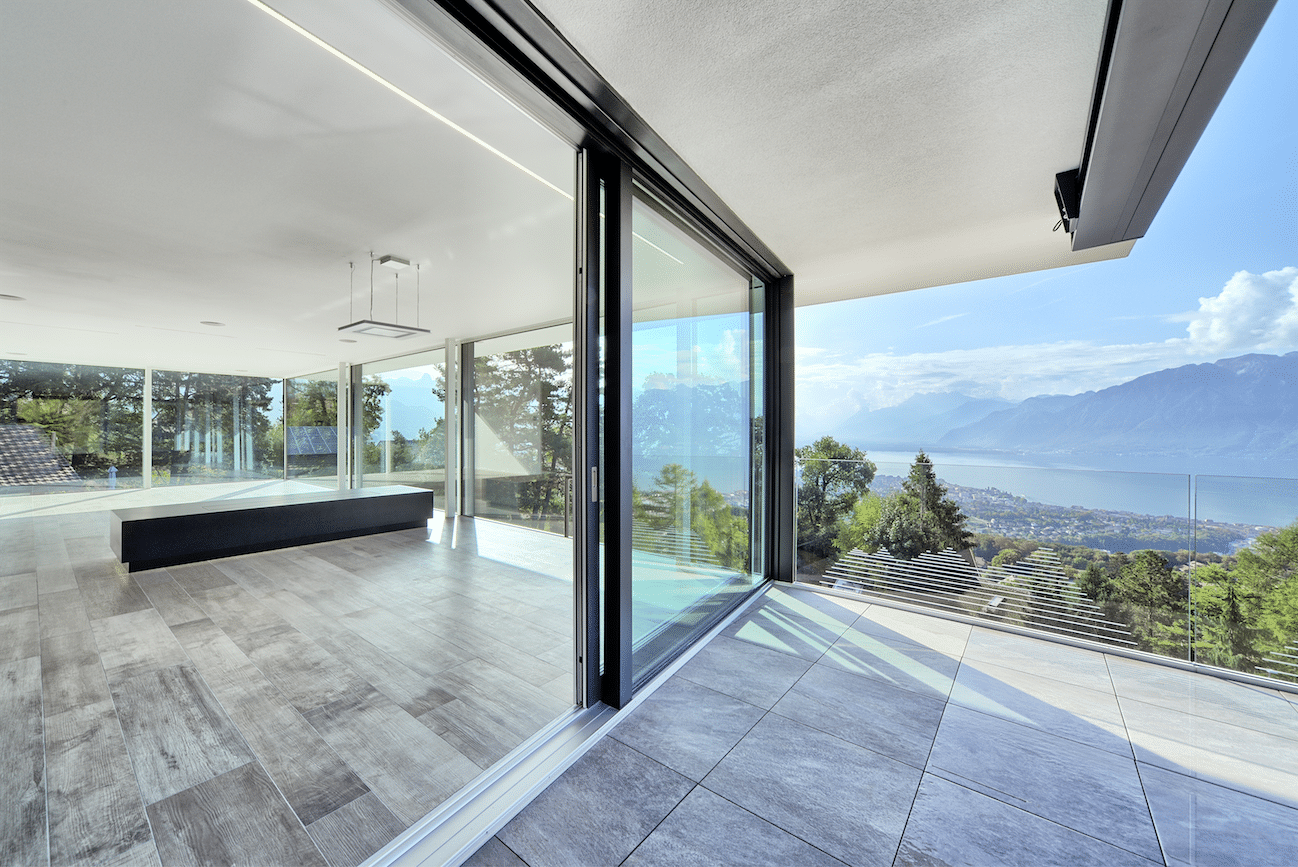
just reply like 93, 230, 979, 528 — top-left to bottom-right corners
1, 0, 1138, 380
531, 0, 1134, 306
0, 0, 576, 378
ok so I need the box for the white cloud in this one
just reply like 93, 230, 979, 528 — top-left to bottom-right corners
918, 312, 970, 328
796, 267, 1298, 434
1184, 267, 1298, 353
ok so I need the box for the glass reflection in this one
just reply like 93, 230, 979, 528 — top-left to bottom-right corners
151, 370, 282, 485
630, 188, 759, 680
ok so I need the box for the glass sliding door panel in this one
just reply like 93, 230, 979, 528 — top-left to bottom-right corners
630, 188, 759, 681
473, 325, 575, 535
285, 370, 340, 489
358, 349, 447, 504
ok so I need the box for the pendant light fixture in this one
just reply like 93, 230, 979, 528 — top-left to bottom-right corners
339, 253, 430, 338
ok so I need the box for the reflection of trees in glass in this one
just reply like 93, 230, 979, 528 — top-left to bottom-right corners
0, 359, 144, 480
633, 382, 745, 459
632, 462, 749, 572
151, 371, 279, 483
474, 345, 572, 525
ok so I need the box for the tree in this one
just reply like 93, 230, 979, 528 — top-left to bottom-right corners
1112, 550, 1188, 654
794, 436, 875, 562
869, 451, 973, 560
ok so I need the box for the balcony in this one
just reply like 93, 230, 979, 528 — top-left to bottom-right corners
473, 583, 1298, 866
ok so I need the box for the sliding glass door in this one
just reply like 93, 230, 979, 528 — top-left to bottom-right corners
629, 186, 764, 681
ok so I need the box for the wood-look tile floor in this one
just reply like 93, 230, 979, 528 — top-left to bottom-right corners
0, 508, 574, 867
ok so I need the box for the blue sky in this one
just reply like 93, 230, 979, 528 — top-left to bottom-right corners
797, 2, 1298, 438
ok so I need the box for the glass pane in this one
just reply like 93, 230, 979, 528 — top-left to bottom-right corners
0, 359, 145, 492
473, 325, 574, 535
630, 187, 758, 681
284, 370, 339, 489
1194, 475, 1298, 683
358, 349, 447, 504
151, 370, 282, 486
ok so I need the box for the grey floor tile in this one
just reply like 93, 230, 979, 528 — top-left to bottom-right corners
896, 773, 1159, 866
139, 577, 206, 627
927, 704, 1161, 861
702, 713, 921, 867
178, 618, 371, 825
90, 607, 190, 685
949, 658, 1132, 757
850, 604, 972, 656
818, 626, 961, 699
0, 604, 39, 663
112, 664, 255, 805
304, 684, 482, 826
462, 836, 528, 867
963, 626, 1114, 692
774, 660, 946, 767
0, 656, 47, 867
1140, 761, 1298, 867
1107, 655, 1298, 740
38, 587, 92, 640
721, 586, 865, 661
147, 761, 327, 867
612, 676, 766, 781
625, 786, 848, 867
45, 701, 159, 867
676, 634, 812, 709
497, 738, 694, 867
1118, 694, 1298, 808
242, 623, 371, 715
417, 657, 573, 769
307, 792, 408, 867
41, 628, 113, 717
0, 571, 38, 612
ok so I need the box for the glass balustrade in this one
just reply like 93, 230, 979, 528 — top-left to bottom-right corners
796, 455, 1298, 685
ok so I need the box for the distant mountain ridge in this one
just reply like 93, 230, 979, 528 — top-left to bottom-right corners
938, 352, 1298, 458
834, 392, 1016, 450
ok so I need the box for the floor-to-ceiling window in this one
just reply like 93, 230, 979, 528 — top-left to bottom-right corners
358, 350, 447, 504
150, 370, 282, 486
284, 370, 340, 489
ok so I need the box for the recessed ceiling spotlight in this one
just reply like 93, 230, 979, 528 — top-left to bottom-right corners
339, 338, 358, 344
0, 294, 26, 301
200, 320, 226, 327
376, 255, 410, 270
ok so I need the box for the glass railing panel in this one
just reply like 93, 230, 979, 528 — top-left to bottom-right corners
798, 454, 1194, 659
1193, 475, 1298, 683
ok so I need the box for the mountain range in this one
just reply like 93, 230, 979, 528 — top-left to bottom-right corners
832, 352, 1298, 460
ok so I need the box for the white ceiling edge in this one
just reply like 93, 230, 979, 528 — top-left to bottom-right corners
796, 238, 1135, 308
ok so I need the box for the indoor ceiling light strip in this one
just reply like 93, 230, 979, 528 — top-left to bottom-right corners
244, 0, 572, 200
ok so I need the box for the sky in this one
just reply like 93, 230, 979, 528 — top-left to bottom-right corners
797, 2, 1298, 440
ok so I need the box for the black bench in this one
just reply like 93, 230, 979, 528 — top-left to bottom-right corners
110, 485, 433, 572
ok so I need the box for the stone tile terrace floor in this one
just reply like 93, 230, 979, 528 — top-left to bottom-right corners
467, 584, 1298, 867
